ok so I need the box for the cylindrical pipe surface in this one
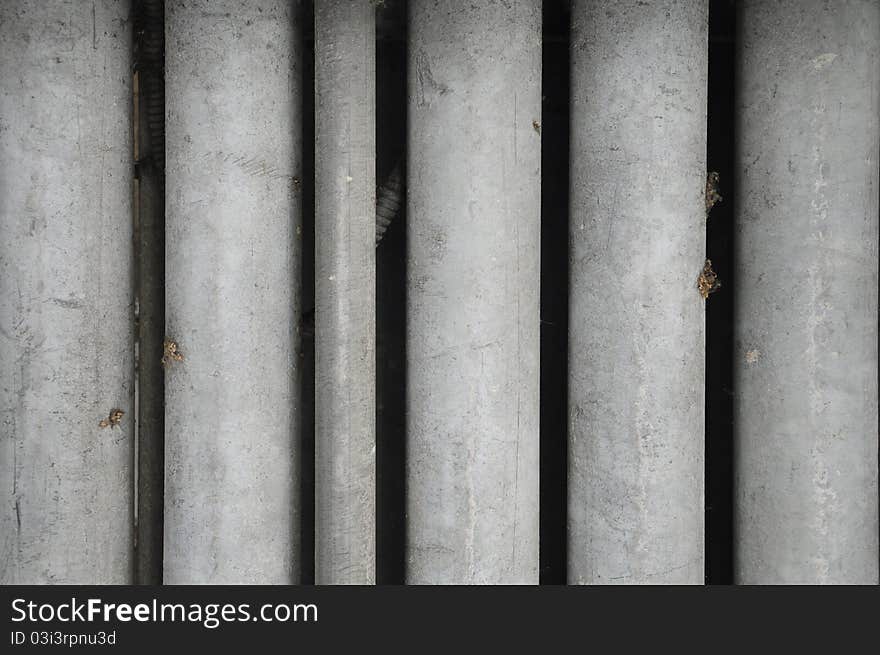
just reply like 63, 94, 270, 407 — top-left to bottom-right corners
568, 0, 708, 584
164, 0, 302, 583
734, 0, 879, 584
406, 0, 542, 584
0, 0, 134, 583
314, 0, 376, 585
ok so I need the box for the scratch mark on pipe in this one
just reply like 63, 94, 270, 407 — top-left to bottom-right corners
205, 151, 291, 181
513, 93, 517, 162
810, 53, 837, 70
415, 49, 450, 106
49, 297, 85, 309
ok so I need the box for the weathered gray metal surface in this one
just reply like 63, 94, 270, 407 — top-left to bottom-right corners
314, 0, 376, 585
406, 0, 542, 584
0, 0, 134, 583
734, 0, 879, 584
568, 0, 708, 584
164, 0, 302, 584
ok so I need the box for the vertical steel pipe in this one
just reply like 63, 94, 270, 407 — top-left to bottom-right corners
734, 0, 879, 584
568, 0, 708, 584
406, 0, 542, 584
314, 0, 376, 585
0, 0, 134, 583
164, 0, 302, 583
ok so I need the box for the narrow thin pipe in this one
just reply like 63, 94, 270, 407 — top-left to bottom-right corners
314, 0, 377, 584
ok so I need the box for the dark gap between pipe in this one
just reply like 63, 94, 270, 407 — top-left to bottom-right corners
376, 0, 408, 585
705, 0, 736, 585
133, 0, 166, 586
300, 0, 317, 586
539, 0, 571, 585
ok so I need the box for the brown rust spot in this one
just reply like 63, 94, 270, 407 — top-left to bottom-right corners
705, 171, 722, 215
532, 119, 541, 134
162, 338, 184, 367
697, 259, 721, 299
99, 408, 125, 429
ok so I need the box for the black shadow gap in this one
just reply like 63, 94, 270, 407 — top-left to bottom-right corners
376, 0, 408, 585
705, 0, 736, 586
539, 0, 571, 585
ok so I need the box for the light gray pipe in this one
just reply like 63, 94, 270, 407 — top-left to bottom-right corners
0, 0, 134, 583
163, 0, 302, 584
314, 0, 376, 585
568, 0, 708, 584
734, 0, 879, 584
406, 0, 542, 584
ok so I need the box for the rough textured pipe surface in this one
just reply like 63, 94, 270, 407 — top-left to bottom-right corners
568, 0, 708, 584
164, 0, 301, 584
0, 0, 134, 583
734, 0, 879, 584
406, 0, 542, 584
314, 0, 376, 585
